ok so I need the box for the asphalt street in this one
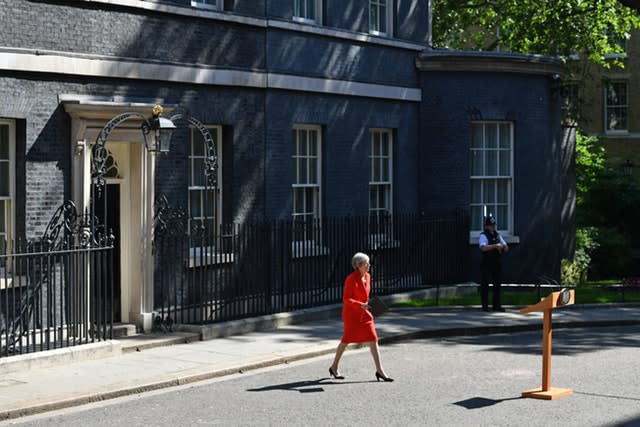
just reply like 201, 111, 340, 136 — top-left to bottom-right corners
4, 325, 640, 427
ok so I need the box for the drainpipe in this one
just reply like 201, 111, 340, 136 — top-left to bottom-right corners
427, 0, 433, 48
264, 0, 269, 222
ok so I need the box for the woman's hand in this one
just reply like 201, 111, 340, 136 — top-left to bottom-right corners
361, 303, 370, 310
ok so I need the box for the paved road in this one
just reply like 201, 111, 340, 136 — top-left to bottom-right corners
5, 325, 640, 427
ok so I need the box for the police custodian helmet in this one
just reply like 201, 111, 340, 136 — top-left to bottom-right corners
484, 215, 496, 226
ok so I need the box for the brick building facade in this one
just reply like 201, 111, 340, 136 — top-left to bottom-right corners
1, 0, 571, 330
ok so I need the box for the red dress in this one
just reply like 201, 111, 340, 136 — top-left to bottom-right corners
341, 270, 378, 343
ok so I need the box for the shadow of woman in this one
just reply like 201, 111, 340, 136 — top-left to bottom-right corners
247, 377, 371, 393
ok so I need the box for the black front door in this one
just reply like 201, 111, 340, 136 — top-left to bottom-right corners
95, 183, 121, 322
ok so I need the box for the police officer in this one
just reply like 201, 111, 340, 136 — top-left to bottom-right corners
479, 215, 508, 312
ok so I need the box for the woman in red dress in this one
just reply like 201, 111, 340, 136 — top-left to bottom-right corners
329, 252, 393, 382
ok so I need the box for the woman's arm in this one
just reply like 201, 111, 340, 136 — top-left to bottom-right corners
343, 274, 365, 308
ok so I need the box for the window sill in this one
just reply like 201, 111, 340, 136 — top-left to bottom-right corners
468, 233, 520, 245
291, 243, 329, 259
187, 250, 234, 268
604, 130, 629, 136
292, 16, 318, 25
369, 30, 389, 38
0, 277, 28, 290
369, 236, 400, 250
190, 1, 220, 12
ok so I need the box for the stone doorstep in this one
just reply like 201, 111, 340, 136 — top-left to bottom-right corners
0, 341, 122, 376
111, 323, 137, 338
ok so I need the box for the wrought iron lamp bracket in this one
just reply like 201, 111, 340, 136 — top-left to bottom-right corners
92, 111, 148, 195
169, 108, 218, 188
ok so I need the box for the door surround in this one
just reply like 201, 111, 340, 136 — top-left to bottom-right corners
63, 99, 164, 331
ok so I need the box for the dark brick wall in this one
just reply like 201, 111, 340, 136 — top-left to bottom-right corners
324, 0, 370, 33
224, 0, 266, 15
141, 87, 267, 225
264, 91, 419, 220
266, 29, 419, 85
0, 74, 268, 234
395, 0, 429, 43
2, 0, 265, 70
0, 76, 71, 238
266, 0, 428, 44
267, 0, 293, 19
419, 71, 564, 283
4, 0, 421, 86
560, 126, 577, 262
1, 0, 425, 236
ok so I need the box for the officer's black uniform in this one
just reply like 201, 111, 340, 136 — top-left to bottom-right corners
480, 216, 505, 311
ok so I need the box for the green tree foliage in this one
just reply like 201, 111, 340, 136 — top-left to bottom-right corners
581, 168, 640, 238
578, 166, 640, 278
432, 0, 640, 67
561, 226, 599, 284
575, 132, 606, 206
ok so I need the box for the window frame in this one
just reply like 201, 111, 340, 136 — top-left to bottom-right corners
0, 120, 15, 248
293, 0, 322, 25
190, 0, 221, 11
469, 121, 514, 237
0, 120, 15, 281
188, 125, 223, 255
369, 0, 393, 37
368, 128, 393, 243
291, 124, 323, 251
604, 80, 628, 134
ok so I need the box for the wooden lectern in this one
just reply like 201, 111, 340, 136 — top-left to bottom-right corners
519, 289, 575, 400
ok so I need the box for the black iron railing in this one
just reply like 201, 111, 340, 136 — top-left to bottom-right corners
153, 212, 469, 325
0, 202, 115, 358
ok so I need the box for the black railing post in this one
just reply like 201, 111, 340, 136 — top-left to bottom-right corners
264, 220, 273, 314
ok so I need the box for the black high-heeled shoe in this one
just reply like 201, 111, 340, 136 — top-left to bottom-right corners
375, 371, 394, 382
329, 367, 345, 379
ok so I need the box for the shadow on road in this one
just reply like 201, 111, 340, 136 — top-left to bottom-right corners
246, 378, 371, 393
609, 415, 640, 427
453, 396, 522, 409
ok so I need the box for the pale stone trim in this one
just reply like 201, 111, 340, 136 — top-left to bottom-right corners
268, 20, 424, 51
268, 73, 421, 101
417, 51, 566, 76
0, 49, 266, 88
2, 50, 421, 101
